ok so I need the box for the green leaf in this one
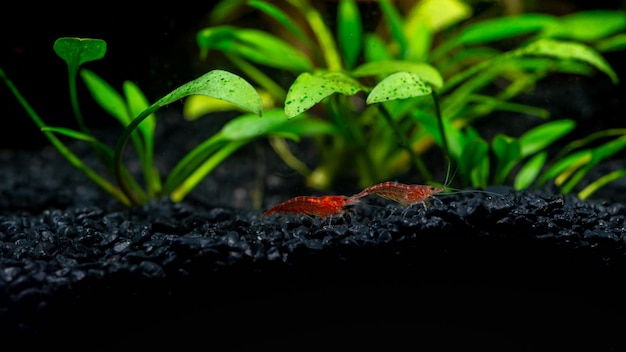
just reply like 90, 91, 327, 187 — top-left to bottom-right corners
379, 0, 407, 58
197, 26, 312, 71
284, 71, 365, 118
366, 72, 432, 104
337, 0, 362, 69
352, 60, 444, 88
405, 0, 472, 33
458, 137, 489, 187
155, 70, 263, 116
595, 33, 626, 52
578, 169, 626, 200
363, 33, 392, 62
53, 38, 107, 73
40, 126, 98, 142
123, 81, 154, 138
538, 150, 591, 186
541, 10, 626, 42
221, 108, 336, 140
454, 14, 557, 46
518, 119, 576, 157
514, 151, 547, 190
80, 69, 131, 126
248, 0, 311, 46
560, 135, 626, 194
492, 134, 521, 184
515, 38, 619, 84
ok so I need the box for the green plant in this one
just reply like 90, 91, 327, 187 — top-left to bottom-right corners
192, 0, 626, 199
1, 37, 333, 207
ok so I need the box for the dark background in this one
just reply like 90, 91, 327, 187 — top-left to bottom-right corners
2, 1, 625, 150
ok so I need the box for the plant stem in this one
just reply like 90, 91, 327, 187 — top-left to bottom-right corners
377, 104, 432, 181
0, 67, 132, 206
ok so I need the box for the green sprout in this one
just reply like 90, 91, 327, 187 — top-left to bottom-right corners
2, 37, 286, 207
193, 0, 626, 200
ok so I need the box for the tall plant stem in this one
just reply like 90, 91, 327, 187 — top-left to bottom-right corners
377, 104, 432, 182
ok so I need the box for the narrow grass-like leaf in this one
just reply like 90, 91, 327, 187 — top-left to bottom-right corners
81, 69, 131, 125
248, 0, 312, 46
367, 72, 432, 104
123, 81, 160, 194
285, 71, 364, 118
352, 60, 444, 88
515, 38, 619, 84
560, 135, 626, 194
379, 0, 407, 58
492, 134, 521, 184
41, 126, 98, 142
197, 27, 312, 71
541, 10, 626, 42
539, 151, 591, 186
363, 33, 392, 62
337, 0, 362, 69
578, 169, 626, 200
514, 151, 547, 190
596, 33, 626, 52
454, 14, 557, 46
459, 137, 489, 187
518, 119, 576, 157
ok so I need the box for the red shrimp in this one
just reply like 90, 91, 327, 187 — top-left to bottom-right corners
262, 195, 359, 219
350, 182, 445, 207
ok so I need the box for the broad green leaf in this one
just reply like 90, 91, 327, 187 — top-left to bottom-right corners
284, 71, 364, 118
454, 14, 557, 46
337, 0, 362, 69
80, 69, 131, 126
515, 38, 619, 84
514, 151, 547, 189
518, 119, 576, 157
352, 60, 444, 88
183, 90, 274, 120
155, 70, 263, 116
405, 0, 472, 33
367, 72, 432, 104
54, 38, 107, 73
541, 10, 626, 42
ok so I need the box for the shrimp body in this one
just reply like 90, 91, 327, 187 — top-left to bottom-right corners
351, 182, 445, 207
262, 195, 357, 219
